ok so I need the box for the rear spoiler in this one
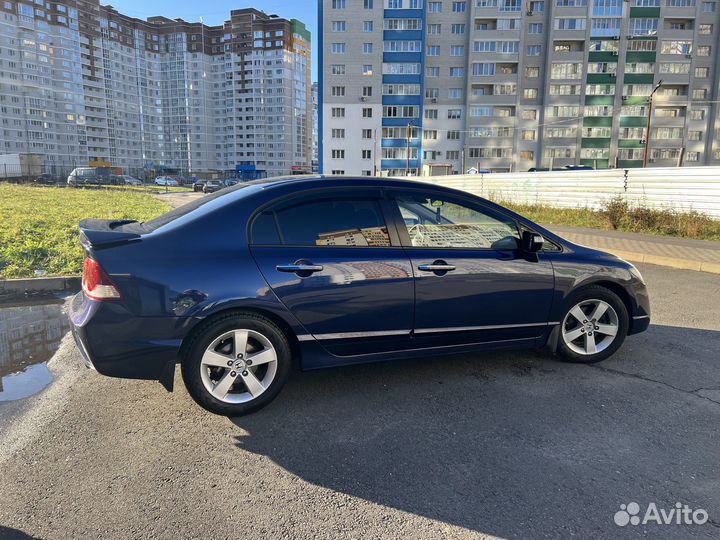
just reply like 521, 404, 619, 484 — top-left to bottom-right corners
79, 219, 142, 250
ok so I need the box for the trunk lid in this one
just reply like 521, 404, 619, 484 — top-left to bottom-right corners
79, 219, 145, 251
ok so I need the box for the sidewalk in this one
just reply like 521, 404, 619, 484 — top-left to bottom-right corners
543, 225, 720, 274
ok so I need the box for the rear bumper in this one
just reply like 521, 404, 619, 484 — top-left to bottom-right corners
72, 325, 96, 370
68, 291, 189, 381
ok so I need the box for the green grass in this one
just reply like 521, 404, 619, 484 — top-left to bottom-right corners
498, 198, 720, 242
0, 184, 171, 279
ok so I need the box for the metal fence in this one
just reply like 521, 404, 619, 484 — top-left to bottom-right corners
419, 167, 720, 219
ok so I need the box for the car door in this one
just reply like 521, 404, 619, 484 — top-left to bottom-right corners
386, 189, 556, 348
249, 189, 415, 357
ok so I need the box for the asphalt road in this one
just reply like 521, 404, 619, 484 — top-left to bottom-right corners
0, 264, 719, 540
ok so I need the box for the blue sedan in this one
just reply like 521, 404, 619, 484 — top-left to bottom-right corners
69, 176, 650, 416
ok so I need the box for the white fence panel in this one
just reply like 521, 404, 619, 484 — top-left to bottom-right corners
418, 167, 720, 219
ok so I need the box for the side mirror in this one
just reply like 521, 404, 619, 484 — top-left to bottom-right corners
522, 230, 544, 252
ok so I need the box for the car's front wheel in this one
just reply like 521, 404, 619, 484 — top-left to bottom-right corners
181, 312, 291, 416
557, 285, 628, 364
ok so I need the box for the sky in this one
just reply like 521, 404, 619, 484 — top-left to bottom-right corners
111, 0, 319, 81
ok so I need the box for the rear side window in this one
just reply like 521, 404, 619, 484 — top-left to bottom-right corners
252, 199, 391, 247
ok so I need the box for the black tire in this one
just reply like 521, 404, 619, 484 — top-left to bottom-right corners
556, 285, 629, 364
181, 311, 292, 416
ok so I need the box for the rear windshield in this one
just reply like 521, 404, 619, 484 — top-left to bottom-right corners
139, 178, 283, 232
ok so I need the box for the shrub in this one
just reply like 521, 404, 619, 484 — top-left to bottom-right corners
604, 196, 629, 230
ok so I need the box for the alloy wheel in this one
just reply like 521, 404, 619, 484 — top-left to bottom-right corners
199, 329, 278, 404
561, 299, 619, 356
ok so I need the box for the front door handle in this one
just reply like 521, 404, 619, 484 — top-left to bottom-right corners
276, 263, 324, 273
417, 260, 456, 274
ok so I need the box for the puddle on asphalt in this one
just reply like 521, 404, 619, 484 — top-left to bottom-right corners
0, 296, 71, 401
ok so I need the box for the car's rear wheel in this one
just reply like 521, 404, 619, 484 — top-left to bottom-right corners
557, 286, 628, 364
181, 312, 291, 416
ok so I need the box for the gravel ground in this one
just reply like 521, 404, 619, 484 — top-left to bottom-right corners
0, 263, 719, 540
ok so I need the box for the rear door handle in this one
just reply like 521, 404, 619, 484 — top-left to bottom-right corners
417, 264, 456, 271
418, 261, 456, 272
276, 264, 324, 273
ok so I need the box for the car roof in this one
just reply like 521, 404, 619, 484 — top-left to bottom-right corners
247, 174, 442, 192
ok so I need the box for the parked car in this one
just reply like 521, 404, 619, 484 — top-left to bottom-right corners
224, 178, 239, 187
203, 180, 223, 193
69, 176, 651, 416
32, 173, 56, 185
193, 179, 207, 192
67, 167, 109, 186
154, 176, 178, 186
119, 175, 143, 186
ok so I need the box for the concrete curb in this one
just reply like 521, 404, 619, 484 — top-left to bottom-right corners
0, 276, 80, 296
585, 247, 720, 275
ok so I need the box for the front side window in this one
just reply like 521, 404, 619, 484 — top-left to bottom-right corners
392, 194, 520, 249
252, 198, 390, 247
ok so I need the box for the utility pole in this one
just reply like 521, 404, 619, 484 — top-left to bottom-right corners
643, 80, 663, 168
405, 121, 412, 176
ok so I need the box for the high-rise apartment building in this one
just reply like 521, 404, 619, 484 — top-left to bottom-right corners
320, 0, 720, 175
0, 1, 311, 177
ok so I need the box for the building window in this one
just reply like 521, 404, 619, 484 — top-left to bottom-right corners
331, 170, 345, 175
522, 109, 538, 120
331, 64, 346, 75
427, 45, 440, 56
364, 0, 374, 7
332, 0, 346, 8
451, 45, 465, 56
685, 152, 699, 162
699, 24, 713, 34
362, 129, 373, 139
362, 64, 373, 75
688, 131, 702, 141
363, 43, 373, 54
331, 43, 346, 54
427, 23, 441, 34
527, 45, 542, 56
426, 66, 440, 77
448, 88, 463, 99
449, 67, 464, 77
447, 151, 460, 160
424, 130, 438, 140
451, 24, 465, 34
447, 131, 461, 140
448, 109, 462, 119
690, 109, 705, 120
363, 21, 373, 32
362, 150, 372, 159
472, 63, 495, 76
331, 107, 345, 118
529, 23, 543, 34
332, 129, 346, 138
520, 151, 535, 161
522, 130, 537, 141
525, 66, 540, 77
331, 21, 346, 32
331, 86, 346, 97
693, 88, 708, 99
697, 45, 711, 56
555, 18, 586, 30
362, 107, 373, 118
331, 149, 345, 159
362, 86, 373, 97
429, 1, 443, 11
425, 109, 438, 119
702, 1, 717, 10
452, 1, 467, 11
524, 88, 539, 99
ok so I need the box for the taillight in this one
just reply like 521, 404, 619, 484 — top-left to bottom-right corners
82, 257, 121, 300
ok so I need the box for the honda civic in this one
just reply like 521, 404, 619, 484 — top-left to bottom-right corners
69, 176, 650, 416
